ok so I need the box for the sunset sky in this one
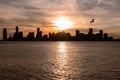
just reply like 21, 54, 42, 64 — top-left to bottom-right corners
0, 0, 120, 39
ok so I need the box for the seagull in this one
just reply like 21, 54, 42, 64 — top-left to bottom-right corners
90, 19, 95, 24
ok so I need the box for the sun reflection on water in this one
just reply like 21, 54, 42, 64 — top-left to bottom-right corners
55, 42, 69, 80
58, 42, 67, 53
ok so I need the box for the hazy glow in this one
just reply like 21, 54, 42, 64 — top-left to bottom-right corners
54, 17, 73, 30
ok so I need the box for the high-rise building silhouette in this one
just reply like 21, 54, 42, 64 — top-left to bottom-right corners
16, 26, 19, 33
13, 26, 19, 40
49, 33, 52, 40
2, 26, 119, 41
76, 30, 80, 37
76, 30, 80, 40
37, 28, 40, 34
3, 28, 7, 40
27, 32, 34, 40
39, 31, 42, 40
104, 33, 108, 40
36, 28, 42, 40
36, 28, 40, 40
87, 28, 94, 40
18, 32, 23, 40
13, 26, 24, 40
49, 33, 56, 41
43, 34, 48, 40
79, 33, 86, 41
99, 30, 103, 40
88, 28, 93, 34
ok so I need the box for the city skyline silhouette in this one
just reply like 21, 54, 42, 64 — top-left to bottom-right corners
2, 26, 120, 41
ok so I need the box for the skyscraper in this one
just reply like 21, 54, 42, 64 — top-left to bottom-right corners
75, 30, 80, 40
16, 26, 19, 33
87, 28, 94, 41
27, 32, 34, 40
3, 28, 7, 40
99, 30, 103, 40
37, 28, 40, 34
36, 28, 42, 40
13, 26, 20, 40
76, 30, 80, 37
88, 28, 93, 34
104, 33, 108, 40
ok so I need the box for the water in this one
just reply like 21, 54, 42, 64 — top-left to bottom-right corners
0, 41, 120, 80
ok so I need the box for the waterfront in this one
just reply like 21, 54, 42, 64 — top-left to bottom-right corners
0, 42, 120, 80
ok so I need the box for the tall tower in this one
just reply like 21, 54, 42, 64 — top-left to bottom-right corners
36, 28, 40, 40
36, 28, 42, 40
37, 28, 40, 34
99, 30, 103, 40
3, 28, 7, 40
16, 26, 19, 33
76, 30, 80, 37
39, 31, 42, 40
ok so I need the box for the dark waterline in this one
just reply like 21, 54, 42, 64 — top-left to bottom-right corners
0, 42, 120, 80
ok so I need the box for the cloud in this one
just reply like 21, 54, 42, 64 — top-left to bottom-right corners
0, 0, 75, 26
0, 0, 120, 39
76, 0, 120, 24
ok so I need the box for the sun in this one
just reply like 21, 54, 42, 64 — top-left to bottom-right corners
53, 17, 73, 30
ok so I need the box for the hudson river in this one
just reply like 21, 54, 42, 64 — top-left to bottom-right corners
0, 42, 120, 80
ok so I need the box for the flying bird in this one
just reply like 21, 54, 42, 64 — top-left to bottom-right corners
90, 19, 95, 24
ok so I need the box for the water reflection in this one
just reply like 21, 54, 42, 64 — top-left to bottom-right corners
1, 42, 120, 80
58, 42, 67, 53
55, 42, 69, 80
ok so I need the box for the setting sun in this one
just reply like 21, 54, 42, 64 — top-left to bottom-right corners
53, 17, 73, 30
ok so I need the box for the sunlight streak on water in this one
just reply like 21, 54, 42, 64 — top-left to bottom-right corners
58, 42, 67, 53
56, 42, 68, 80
